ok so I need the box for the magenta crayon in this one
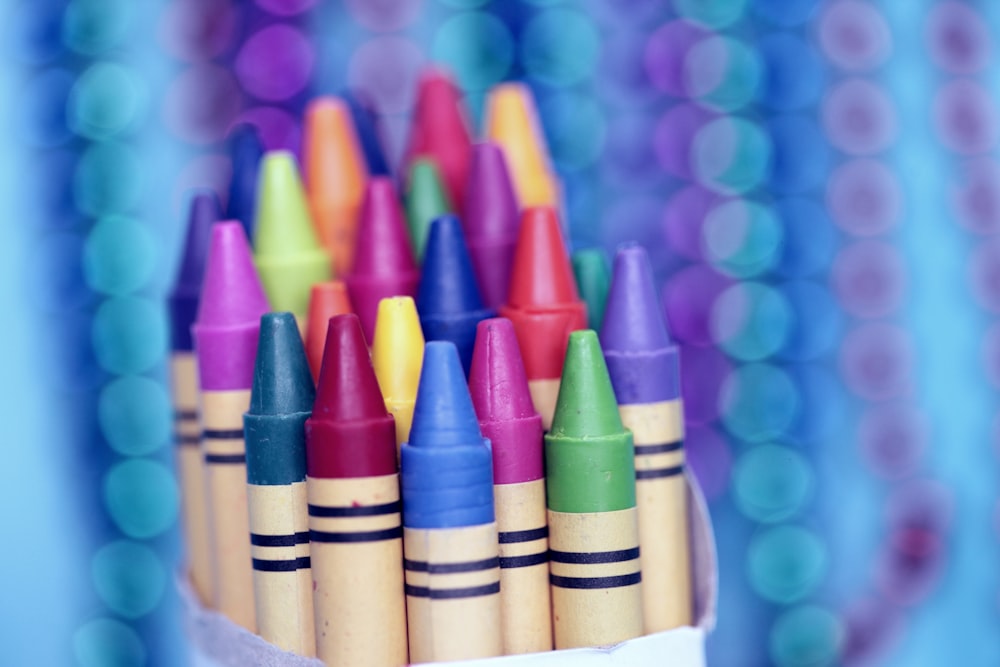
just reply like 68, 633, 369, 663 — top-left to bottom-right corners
468, 318, 552, 655
601, 243, 691, 632
169, 190, 221, 604
192, 221, 270, 631
345, 177, 420, 343
462, 142, 520, 310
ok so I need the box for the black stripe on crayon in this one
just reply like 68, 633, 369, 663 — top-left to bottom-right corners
499, 552, 549, 569
308, 501, 401, 517
549, 546, 640, 564
203, 428, 245, 440
635, 464, 685, 480
550, 572, 642, 590
250, 532, 310, 547
204, 453, 247, 464
252, 557, 311, 572
404, 557, 500, 574
498, 526, 548, 544
175, 410, 198, 421
176, 433, 200, 446
634, 440, 684, 456
309, 526, 403, 543
405, 582, 501, 600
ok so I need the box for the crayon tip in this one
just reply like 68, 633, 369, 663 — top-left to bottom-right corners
341, 88, 390, 176
170, 190, 222, 351
302, 96, 368, 273
506, 207, 579, 308
314, 314, 388, 422
196, 222, 270, 328
372, 296, 425, 402
405, 159, 453, 261
408, 341, 483, 448
249, 312, 316, 416
550, 330, 625, 439
225, 123, 264, 238
571, 248, 611, 332
469, 318, 537, 423
305, 281, 353, 381
463, 142, 519, 243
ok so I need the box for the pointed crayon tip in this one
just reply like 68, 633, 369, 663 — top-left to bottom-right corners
408, 341, 483, 448
550, 330, 625, 439
600, 243, 680, 403
249, 312, 315, 416
572, 248, 612, 331
484, 83, 558, 208
302, 96, 368, 273
506, 207, 579, 308
405, 159, 453, 261
372, 296, 425, 402
307, 313, 398, 479
226, 123, 264, 238
341, 88, 390, 176
170, 190, 222, 351
469, 318, 537, 423
305, 280, 353, 381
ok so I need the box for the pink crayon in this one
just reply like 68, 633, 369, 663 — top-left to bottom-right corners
468, 318, 552, 654
192, 221, 270, 630
345, 177, 420, 342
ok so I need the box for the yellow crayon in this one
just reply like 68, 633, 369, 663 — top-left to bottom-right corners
372, 296, 424, 455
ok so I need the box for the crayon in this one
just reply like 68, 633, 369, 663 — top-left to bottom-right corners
243, 313, 316, 655
342, 88, 390, 176
225, 123, 264, 239
498, 207, 587, 430
404, 158, 452, 262
468, 318, 552, 655
416, 215, 495, 375
345, 177, 420, 343
404, 67, 472, 212
304, 281, 352, 382
545, 330, 643, 649
483, 82, 559, 210
372, 296, 424, 454
571, 248, 611, 332
302, 97, 368, 274
192, 221, 270, 631
462, 142, 520, 310
401, 342, 502, 663
168, 190, 221, 604
253, 151, 332, 333
305, 314, 408, 667
601, 244, 691, 633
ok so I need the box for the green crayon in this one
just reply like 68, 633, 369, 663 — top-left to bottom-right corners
405, 158, 452, 262
571, 248, 611, 332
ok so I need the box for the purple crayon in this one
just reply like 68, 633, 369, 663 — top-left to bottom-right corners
192, 221, 270, 631
600, 242, 690, 633
462, 142, 520, 310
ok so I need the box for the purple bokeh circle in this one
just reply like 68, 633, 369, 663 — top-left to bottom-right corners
831, 240, 906, 319
827, 159, 902, 236
158, 0, 236, 63
644, 20, 708, 97
685, 425, 732, 501
952, 158, 1000, 234
235, 25, 314, 102
234, 106, 300, 152
663, 264, 734, 346
348, 36, 425, 115
819, 0, 891, 72
679, 344, 733, 426
858, 404, 928, 479
345, 0, 421, 32
926, 1, 990, 75
933, 80, 997, 155
255, 0, 316, 15
663, 186, 725, 261
969, 239, 1000, 313
163, 64, 242, 145
839, 323, 913, 401
654, 103, 717, 181
822, 78, 897, 155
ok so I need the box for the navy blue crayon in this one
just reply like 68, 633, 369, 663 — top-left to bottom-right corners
226, 123, 264, 239
342, 88, 390, 176
416, 215, 496, 375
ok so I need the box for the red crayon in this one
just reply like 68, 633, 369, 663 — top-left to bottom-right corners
403, 67, 472, 212
345, 177, 420, 343
498, 207, 587, 430
304, 280, 353, 381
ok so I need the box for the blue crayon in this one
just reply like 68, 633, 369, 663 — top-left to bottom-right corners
342, 88, 390, 176
226, 123, 264, 239
400, 342, 503, 662
416, 215, 496, 375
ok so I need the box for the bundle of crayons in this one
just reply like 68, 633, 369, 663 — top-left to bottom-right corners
169, 69, 692, 666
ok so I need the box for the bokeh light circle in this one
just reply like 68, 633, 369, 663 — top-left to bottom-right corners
163, 64, 242, 145
91, 297, 167, 375
839, 323, 913, 401
827, 159, 902, 236
757, 33, 825, 112
953, 158, 1000, 234
91, 541, 167, 618
819, 0, 891, 71
711, 282, 792, 361
348, 36, 425, 114
599, 33, 662, 107
20, 68, 75, 148
768, 115, 832, 194
831, 240, 906, 319
70, 62, 146, 140
74, 142, 143, 216
522, 9, 600, 87
692, 117, 772, 195
644, 20, 708, 97
685, 425, 733, 500
663, 186, 725, 261
654, 104, 717, 181
970, 239, 1000, 313
858, 404, 928, 478
10, 1, 66, 65
344, 0, 418, 31
83, 216, 156, 296
256, 0, 317, 15
158, 0, 237, 62
984, 323, 1000, 389
63, 0, 132, 55
680, 346, 733, 426
235, 25, 314, 102
777, 281, 843, 361
751, 0, 819, 27
541, 93, 606, 171
73, 618, 145, 667
433, 12, 513, 91
103, 460, 179, 539
734, 444, 813, 522
719, 363, 800, 442
770, 605, 843, 667
774, 198, 838, 278
822, 79, 897, 155
703, 199, 782, 277
236, 106, 300, 152
674, 0, 748, 30
748, 525, 828, 603
684, 35, 762, 112
926, 1, 990, 75
98, 376, 171, 456
663, 264, 734, 345
933, 80, 997, 155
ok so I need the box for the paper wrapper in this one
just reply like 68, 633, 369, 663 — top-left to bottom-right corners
180, 471, 718, 667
